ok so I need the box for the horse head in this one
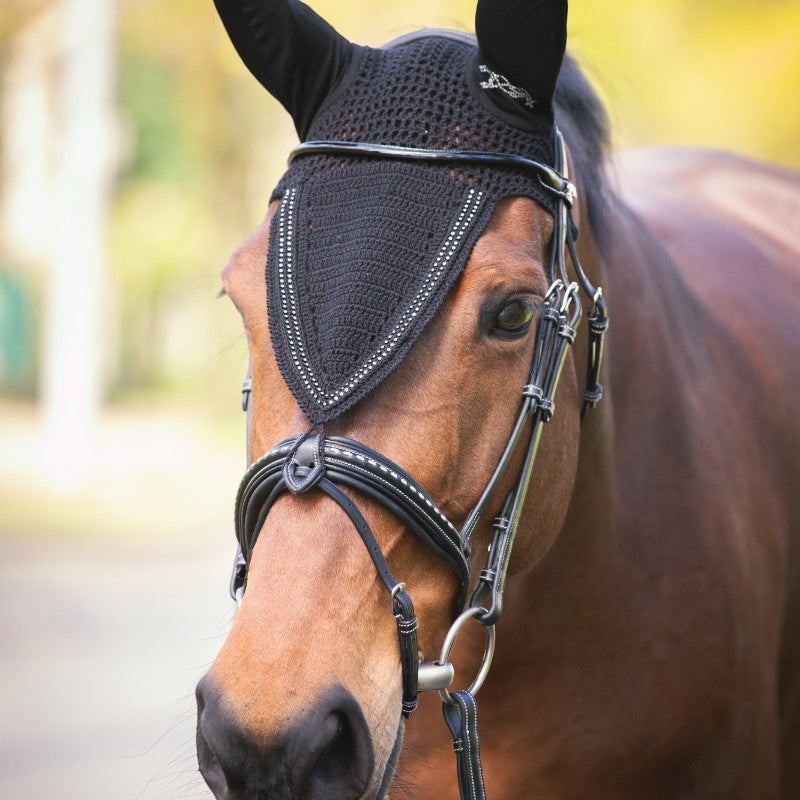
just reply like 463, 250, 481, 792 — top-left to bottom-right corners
197, 2, 609, 798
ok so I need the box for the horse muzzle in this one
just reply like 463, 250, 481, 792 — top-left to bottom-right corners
196, 675, 377, 800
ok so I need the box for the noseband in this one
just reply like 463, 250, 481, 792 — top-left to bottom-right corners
230, 130, 608, 800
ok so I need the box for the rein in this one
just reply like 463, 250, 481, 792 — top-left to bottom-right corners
230, 130, 608, 800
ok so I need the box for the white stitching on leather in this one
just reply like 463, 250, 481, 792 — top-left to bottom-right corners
463, 692, 482, 797
326, 456, 463, 551
328, 444, 458, 533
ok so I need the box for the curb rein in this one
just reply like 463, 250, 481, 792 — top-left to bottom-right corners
229, 130, 608, 800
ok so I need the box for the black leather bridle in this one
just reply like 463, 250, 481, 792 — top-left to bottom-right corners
229, 130, 608, 800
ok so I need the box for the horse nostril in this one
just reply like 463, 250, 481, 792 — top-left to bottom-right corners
196, 717, 227, 797
196, 675, 249, 797
293, 688, 374, 800
309, 710, 358, 790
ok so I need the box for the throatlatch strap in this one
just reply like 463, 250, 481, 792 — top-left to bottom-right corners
442, 691, 487, 800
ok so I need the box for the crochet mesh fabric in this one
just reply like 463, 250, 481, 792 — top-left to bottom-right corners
268, 33, 557, 423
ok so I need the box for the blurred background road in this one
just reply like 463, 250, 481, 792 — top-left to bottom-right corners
0, 1, 797, 798
0, 403, 239, 800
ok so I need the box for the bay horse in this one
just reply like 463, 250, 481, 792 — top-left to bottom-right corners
196, 1, 800, 798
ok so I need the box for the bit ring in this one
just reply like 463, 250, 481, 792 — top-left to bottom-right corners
437, 606, 497, 705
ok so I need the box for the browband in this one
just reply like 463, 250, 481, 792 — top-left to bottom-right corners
290, 140, 577, 207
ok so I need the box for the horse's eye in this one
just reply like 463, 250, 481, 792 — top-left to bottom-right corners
492, 298, 535, 337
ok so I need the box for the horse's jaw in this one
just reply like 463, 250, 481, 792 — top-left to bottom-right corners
374, 722, 404, 800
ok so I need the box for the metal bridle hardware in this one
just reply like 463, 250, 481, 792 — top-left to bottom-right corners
241, 373, 252, 412
415, 604, 499, 697
437, 607, 497, 704
417, 660, 456, 693
229, 130, 608, 800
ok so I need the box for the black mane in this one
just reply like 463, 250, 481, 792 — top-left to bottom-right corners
554, 54, 616, 256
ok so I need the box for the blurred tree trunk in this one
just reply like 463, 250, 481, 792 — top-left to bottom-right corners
41, 0, 117, 490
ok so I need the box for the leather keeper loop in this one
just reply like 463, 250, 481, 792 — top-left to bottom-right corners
583, 384, 603, 406
392, 588, 420, 717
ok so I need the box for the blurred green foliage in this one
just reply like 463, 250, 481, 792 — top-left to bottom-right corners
0, 269, 36, 392
2, 0, 798, 404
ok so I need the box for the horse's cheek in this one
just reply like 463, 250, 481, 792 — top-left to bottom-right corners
513, 380, 581, 572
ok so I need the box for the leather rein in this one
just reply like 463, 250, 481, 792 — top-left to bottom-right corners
229, 130, 608, 800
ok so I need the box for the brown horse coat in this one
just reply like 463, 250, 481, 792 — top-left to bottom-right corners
203, 145, 800, 799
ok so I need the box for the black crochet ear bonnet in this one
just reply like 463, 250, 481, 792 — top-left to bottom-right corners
213, 1, 569, 423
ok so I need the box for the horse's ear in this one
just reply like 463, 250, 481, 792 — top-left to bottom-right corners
474, 0, 567, 126
213, 0, 356, 138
